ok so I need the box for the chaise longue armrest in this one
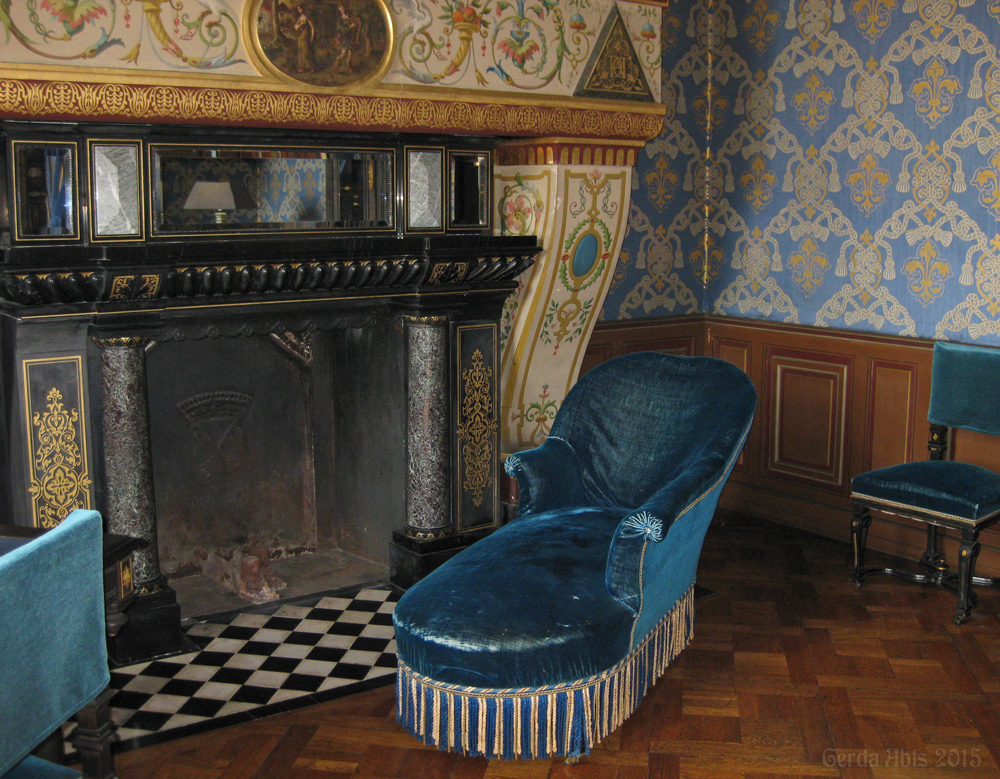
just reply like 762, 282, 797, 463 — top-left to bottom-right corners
605, 449, 732, 618
504, 435, 590, 515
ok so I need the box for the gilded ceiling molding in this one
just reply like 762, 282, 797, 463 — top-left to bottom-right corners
0, 76, 664, 141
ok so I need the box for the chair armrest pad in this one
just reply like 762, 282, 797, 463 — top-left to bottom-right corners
605, 452, 728, 612
504, 437, 589, 515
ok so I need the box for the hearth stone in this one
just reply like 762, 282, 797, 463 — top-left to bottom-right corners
171, 547, 388, 619
202, 549, 288, 605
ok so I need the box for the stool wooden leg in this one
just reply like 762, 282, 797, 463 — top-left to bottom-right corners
955, 528, 981, 626
919, 524, 948, 572
71, 687, 116, 779
850, 502, 871, 586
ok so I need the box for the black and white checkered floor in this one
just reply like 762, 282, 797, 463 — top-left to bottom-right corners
103, 586, 399, 751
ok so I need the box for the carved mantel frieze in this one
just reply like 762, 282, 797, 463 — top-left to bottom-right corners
0, 237, 538, 310
0, 74, 664, 143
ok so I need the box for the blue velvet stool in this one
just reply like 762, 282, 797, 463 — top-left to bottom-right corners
1, 510, 113, 779
393, 352, 757, 759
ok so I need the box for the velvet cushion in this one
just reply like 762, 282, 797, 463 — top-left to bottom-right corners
393, 506, 636, 689
852, 460, 1000, 524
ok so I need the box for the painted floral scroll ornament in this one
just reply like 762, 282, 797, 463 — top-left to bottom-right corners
498, 173, 544, 237
0, 0, 240, 67
394, 0, 593, 89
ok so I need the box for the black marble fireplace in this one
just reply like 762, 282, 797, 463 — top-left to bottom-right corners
0, 121, 540, 661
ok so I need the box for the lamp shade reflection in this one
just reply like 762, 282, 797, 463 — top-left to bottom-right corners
182, 179, 256, 224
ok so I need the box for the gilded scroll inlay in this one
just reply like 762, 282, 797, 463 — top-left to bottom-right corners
27, 384, 92, 528
428, 264, 450, 284
92, 335, 150, 348
118, 557, 134, 601
457, 348, 496, 508
110, 274, 160, 301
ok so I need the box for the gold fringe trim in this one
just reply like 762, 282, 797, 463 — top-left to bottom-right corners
397, 584, 695, 758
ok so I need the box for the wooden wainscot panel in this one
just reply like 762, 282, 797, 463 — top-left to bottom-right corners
952, 428, 1000, 473
709, 335, 753, 473
579, 340, 615, 377
581, 316, 704, 369
711, 338, 751, 372
762, 346, 853, 492
624, 336, 697, 356
864, 359, 919, 472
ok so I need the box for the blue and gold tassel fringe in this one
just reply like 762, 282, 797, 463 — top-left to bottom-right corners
396, 585, 695, 759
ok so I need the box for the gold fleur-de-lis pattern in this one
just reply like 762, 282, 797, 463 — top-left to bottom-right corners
605, 0, 1000, 345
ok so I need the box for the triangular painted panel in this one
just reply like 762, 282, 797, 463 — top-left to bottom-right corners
574, 5, 654, 102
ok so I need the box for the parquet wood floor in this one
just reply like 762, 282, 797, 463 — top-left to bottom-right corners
111, 514, 1000, 779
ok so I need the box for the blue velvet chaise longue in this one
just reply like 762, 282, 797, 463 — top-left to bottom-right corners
393, 352, 757, 759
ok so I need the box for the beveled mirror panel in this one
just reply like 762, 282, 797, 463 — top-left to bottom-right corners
150, 144, 395, 236
89, 140, 143, 241
406, 147, 443, 232
12, 140, 79, 241
449, 151, 490, 230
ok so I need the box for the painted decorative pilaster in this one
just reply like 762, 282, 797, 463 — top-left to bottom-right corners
404, 316, 451, 538
496, 141, 638, 454
95, 335, 161, 588
21, 356, 93, 528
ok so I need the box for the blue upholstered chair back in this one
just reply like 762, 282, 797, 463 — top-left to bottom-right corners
929, 341, 1000, 435
550, 353, 757, 511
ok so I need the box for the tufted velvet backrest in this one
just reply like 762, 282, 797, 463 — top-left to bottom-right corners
548, 352, 757, 510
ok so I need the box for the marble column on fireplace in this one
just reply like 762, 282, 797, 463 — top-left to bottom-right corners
404, 315, 451, 538
495, 140, 639, 455
93, 335, 161, 589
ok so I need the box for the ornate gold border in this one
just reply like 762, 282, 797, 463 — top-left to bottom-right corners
454, 323, 499, 532
0, 76, 664, 140
21, 356, 92, 528
245, 0, 395, 92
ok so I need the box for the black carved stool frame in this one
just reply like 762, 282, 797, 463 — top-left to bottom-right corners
851, 425, 1000, 625
851, 501, 1000, 625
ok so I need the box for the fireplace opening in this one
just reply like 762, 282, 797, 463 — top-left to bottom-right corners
145, 322, 404, 618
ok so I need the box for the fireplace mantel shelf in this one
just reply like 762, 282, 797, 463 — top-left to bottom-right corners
0, 235, 540, 316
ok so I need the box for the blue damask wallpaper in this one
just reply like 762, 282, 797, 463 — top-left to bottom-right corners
606, 0, 1000, 346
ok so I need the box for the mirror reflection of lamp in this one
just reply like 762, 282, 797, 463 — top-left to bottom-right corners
182, 179, 256, 224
